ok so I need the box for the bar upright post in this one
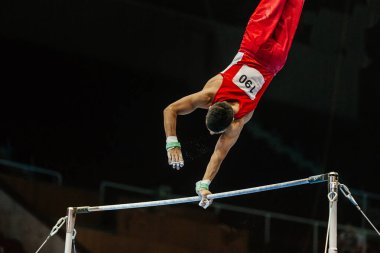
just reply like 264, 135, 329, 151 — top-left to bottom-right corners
328, 172, 339, 253
64, 207, 76, 253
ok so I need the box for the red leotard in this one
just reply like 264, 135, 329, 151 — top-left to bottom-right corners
212, 0, 305, 119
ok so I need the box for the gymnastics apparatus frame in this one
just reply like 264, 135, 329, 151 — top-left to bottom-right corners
63, 172, 339, 253
36, 171, 379, 253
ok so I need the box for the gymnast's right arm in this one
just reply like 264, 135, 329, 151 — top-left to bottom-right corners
163, 91, 212, 170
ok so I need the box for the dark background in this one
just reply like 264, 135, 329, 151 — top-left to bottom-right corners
1, 0, 379, 225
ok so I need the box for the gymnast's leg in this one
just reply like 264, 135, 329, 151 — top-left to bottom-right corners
271, 0, 305, 70
239, 0, 289, 56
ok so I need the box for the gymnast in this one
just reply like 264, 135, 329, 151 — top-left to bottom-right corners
163, 0, 305, 209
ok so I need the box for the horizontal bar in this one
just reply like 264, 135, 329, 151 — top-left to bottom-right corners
76, 174, 328, 214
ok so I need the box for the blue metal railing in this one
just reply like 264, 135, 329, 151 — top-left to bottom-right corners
0, 159, 63, 185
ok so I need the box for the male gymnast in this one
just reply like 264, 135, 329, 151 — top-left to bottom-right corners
163, 0, 305, 208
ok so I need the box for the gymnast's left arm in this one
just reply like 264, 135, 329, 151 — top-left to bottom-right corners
196, 118, 247, 209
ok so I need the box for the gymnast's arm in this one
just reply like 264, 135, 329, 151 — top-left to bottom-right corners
163, 90, 213, 169
203, 119, 245, 181
197, 111, 254, 207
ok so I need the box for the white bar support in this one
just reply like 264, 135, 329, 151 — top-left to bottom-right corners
64, 207, 76, 253
328, 172, 339, 253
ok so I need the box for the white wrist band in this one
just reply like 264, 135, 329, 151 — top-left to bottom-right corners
166, 136, 178, 143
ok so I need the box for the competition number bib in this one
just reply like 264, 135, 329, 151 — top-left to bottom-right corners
232, 65, 264, 100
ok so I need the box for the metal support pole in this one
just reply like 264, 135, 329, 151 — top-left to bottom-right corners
64, 207, 76, 253
328, 172, 339, 253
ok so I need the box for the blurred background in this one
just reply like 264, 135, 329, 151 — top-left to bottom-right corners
0, 0, 380, 252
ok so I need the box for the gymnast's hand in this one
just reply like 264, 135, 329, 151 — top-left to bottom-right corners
166, 136, 184, 170
167, 147, 184, 170
195, 180, 213, 209
198, 189, 213, 209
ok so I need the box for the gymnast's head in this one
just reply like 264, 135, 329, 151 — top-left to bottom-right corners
206, 101, 234, 134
